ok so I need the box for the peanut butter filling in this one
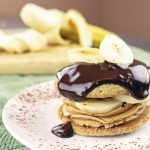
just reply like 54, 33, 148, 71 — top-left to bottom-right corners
61, 101, 145, 129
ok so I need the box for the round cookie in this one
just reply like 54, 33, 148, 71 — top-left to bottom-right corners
55, 80, 128, 99
58, 105, 150, 136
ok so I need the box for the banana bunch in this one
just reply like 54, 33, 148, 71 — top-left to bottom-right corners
68, 34, 134, 65
0, 29, 47, 53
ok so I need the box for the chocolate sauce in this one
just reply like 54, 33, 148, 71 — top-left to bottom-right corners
51, 122, 74, 138
57, 60, 150, 101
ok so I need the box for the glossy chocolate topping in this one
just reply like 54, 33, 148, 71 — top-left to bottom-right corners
51, 122, 74, 138
57, 60, 150, 101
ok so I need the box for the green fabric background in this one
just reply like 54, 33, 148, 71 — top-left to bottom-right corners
0, 46, 150, 150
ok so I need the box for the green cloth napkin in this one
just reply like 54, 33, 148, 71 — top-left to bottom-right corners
0, 46, 150, 150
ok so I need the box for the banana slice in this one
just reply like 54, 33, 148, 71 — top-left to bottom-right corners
114, 93, 150, 105
68, 48, 104, 63
44, 27, 70, 45
99, 35, 133, 64
0, 30, 27, 53
15, 29, 48, 52
5, 36, 27, 53
75, 98, 123, 114
0, 29, 47, 53
63, 9, 93, 47
20, 3, 65, 32
0, 31, 15, 53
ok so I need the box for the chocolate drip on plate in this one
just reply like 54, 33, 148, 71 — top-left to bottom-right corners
57, 60, 150, 101
51, 122, 74, 138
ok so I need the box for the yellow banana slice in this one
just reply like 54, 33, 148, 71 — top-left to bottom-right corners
44, 27, 70, 45
0, 30, 27, 53
63, 9, 92, 47
0, 29, 48, 53
75, 98, 123, 114
0, 31, 13, 53
68, 48, 104, 64
15, 29, 48, 52
20, 3, 65, 32
99, 35, 133, 64
114, 93, 150, 105
5, 36, 27, 53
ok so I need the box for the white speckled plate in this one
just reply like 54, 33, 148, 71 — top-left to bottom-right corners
2, 81, 150, 150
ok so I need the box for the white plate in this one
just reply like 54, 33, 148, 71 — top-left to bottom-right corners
2, 81, 150, 150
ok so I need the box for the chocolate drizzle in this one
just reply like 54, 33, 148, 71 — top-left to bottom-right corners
51, 122, 74, 138
57, 60, 150, 101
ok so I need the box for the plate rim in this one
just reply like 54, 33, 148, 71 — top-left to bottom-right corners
2, 80, 54, 150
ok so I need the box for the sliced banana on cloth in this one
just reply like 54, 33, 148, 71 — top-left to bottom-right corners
0, 29, 48, 53
68, 47, 104, 64
99, 35, 134, 65
20, 3, 65, 32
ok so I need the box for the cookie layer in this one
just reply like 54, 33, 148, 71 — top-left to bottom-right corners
58, 105, 150, 136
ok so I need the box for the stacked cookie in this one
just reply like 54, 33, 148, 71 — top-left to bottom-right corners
56, 35, 150, 136
58, 91, 149, 136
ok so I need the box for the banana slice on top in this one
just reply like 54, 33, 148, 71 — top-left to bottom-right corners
20, 3, 65, 32
68, 48, 104, 64
99, 35, 133, 65
63, 9, 93, 47
75, 98, 123, 114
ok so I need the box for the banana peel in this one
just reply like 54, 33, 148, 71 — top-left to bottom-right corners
88, 24, 115, 48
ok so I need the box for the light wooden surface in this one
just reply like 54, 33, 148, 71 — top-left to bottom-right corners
0, 44, 79, 74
